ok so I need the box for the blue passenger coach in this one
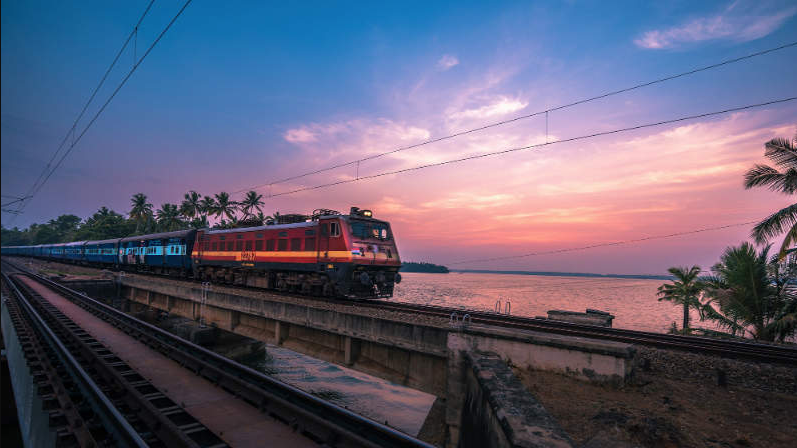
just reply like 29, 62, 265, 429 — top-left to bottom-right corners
119, 230, 195, 275
84, 238, 121, 265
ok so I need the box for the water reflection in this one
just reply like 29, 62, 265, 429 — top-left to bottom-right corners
237, 345, 436, 436
390, 272, 704, 333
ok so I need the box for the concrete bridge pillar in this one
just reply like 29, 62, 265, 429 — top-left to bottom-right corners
445, 332, 470, 448
344, 336, 361, 366
275, 321, 288, 345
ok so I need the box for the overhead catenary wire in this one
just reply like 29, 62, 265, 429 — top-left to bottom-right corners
448, 220, 758, 265
260, 97, 797, 198
233, 41, 797, 195
18, 0, 157, 213
8, 0, 193, 222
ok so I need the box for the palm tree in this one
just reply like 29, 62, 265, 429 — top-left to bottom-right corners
255, 211, 267, 225
189, 216, 209, 229
198, 195, 216, 222
156, 203, 183, 232
129, 193, 153, 233
744, 133, 797, 259
266, 211, 281, 225
180, 190, 201, 220
701, 243, 795, 341
657, 266, 704, 334
239, 190, 264, 219
213, 192, 237, 222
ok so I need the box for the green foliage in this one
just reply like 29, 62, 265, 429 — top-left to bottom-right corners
701, 243, 797, 341
2, 191, 291, 244
239, 190, 264, 219
213, 192, 237, 222
744, 133, 797, 258
72, 207, 135, 240
129, 193, 154, 233
156, 203, 186, 232
657, 265, 704, 333
400, 262, 450, 273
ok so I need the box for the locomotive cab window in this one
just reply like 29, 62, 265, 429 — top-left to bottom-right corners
329, 222, 340, 237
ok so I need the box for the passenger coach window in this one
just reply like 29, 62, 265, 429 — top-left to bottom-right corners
290, 238, 301, 251
266, 240, 275, 251
277, 239, 287, 251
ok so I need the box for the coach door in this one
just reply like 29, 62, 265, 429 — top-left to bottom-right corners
196, 232, 204, 265
318, 221, 331, 264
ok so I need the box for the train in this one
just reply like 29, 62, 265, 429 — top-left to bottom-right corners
1, 207, 402, 298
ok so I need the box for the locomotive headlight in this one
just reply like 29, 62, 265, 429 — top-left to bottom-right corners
361, 209, 372, 217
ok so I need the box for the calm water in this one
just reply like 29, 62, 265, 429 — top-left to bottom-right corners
238, 346, 436, 436
390, 272, 697, 333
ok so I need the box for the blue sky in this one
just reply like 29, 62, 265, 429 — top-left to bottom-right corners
2, 0, 796, 273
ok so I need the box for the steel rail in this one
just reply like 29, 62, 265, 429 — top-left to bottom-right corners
366, 300, 797, 365
9, 273, 223, 448
1, 269, 149, 448
6, 263, 435, 448
2, 274, 102, 447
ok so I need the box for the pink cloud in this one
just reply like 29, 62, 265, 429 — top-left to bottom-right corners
447, 96, 528, 120
635, 5, 796, 49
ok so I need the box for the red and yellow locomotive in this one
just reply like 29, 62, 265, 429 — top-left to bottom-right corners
192, 208, 401, 298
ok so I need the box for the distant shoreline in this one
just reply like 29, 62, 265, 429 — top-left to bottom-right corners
446, 269, 672, 280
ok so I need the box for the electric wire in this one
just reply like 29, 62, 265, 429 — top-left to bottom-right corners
233, 41, 797, 195
9, 0, 193, 221
449, 220, 758, 265
18, 0, 157, 213
262, 97, 797, 198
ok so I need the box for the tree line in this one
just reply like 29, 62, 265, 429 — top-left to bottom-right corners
1, 190, 281, 246
658, 133, 796, 342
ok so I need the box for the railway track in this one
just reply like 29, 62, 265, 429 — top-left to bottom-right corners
1, 261, 434, 448
8, 256, 797, 366
2, 266, 152, 447
364, 300, 797, 365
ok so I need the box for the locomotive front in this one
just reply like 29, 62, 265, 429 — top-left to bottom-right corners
339, 207, 402, 297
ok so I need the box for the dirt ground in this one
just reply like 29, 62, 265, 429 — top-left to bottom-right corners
514, 367, 797, 448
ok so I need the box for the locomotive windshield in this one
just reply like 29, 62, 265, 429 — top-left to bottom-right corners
350, 220, 391, 240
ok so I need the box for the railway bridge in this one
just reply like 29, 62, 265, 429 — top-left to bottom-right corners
4, 258, 796, 448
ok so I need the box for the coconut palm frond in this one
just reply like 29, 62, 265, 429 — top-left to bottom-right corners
751, 203, 797, 245
777, 224, 797, 260
764, 136, 797, 169
699, 302, 747, 336
743, 164, 797, 194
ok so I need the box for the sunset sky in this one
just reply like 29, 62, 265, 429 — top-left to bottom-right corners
2, 0, 796, 274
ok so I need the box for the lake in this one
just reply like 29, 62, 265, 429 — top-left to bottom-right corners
389, 272, 700, 333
